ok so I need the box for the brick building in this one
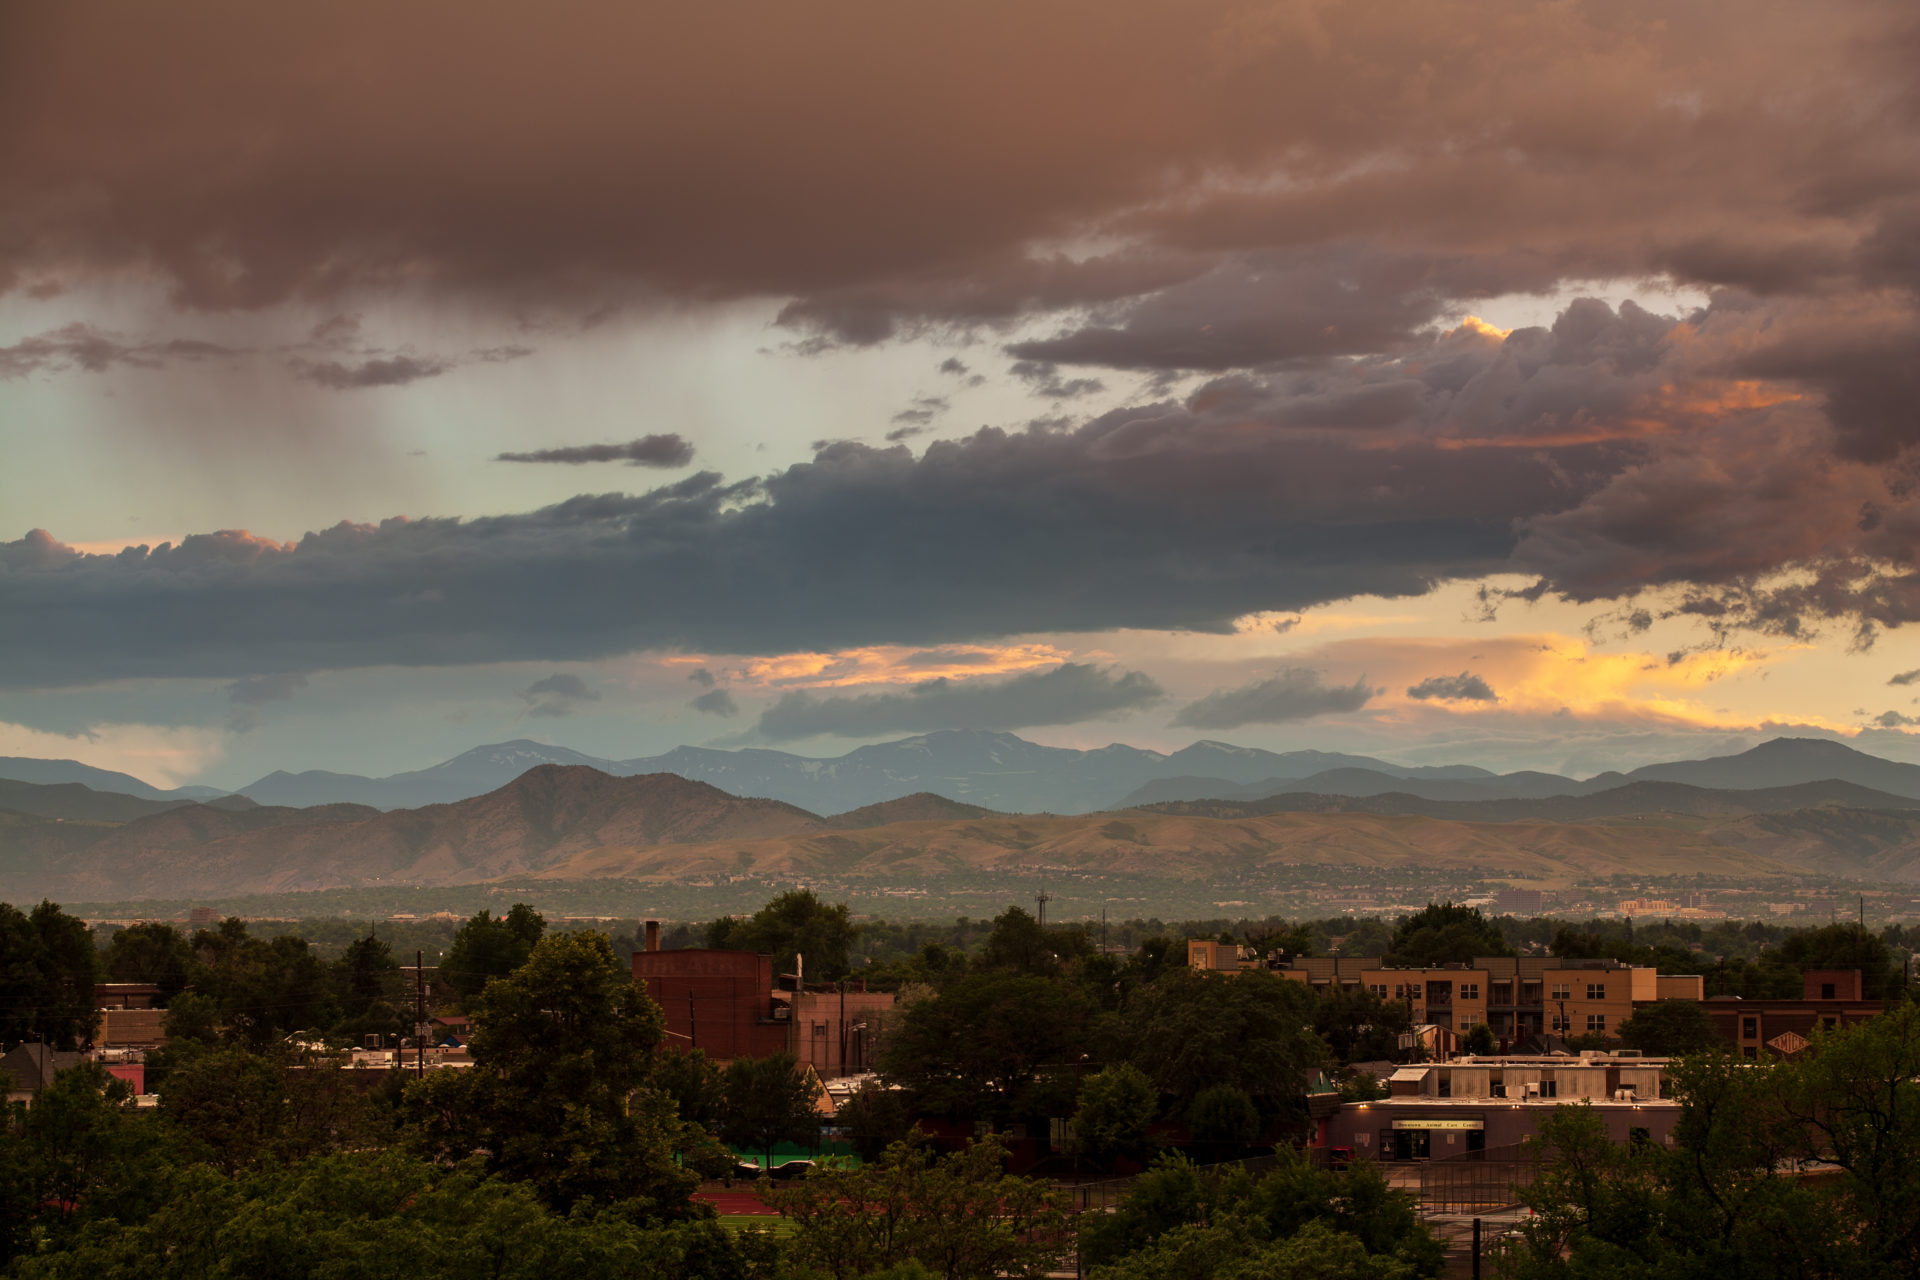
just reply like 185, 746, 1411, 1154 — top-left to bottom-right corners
633, 946, 790, 1060
630, 921, 893, 1072
1278, 955, 1703, 1046
1703, 969, 1884, 1058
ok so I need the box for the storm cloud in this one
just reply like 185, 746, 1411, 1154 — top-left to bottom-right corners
756, 663, 1163, 741
497, 434, 696, 467
7, 2, 1914, 333
1173, 669, 1376, 730
520, 672, 600, 718
6, 0, 1920, 685
690, 688, 739, 718
1407, 672, 1498, 702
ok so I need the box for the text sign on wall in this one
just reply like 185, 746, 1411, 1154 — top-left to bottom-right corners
1390, 1119, 1485, 1131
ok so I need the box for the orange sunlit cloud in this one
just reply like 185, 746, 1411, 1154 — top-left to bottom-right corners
1288, 633, 1852, 734
659, 642, 1075, 690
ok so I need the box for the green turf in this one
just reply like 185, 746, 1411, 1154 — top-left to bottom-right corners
716, 1214, 795, 1235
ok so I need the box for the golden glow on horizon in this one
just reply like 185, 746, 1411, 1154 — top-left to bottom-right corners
660, 642, 1074, 690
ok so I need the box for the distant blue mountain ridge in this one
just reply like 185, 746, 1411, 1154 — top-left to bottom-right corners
5, 731, 1919, 818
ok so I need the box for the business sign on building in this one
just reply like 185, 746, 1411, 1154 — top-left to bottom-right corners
1390, 1118, 1485, 1131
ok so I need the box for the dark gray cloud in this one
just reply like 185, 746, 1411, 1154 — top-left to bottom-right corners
1009, 360, 1105, 400
520, 672, 600, 718
690, 687, 739, 717
223, 670, 307, 732
1006, 248, 1551, 373
1875, 710, 1919, 728
1172, 668, 1375, 729
0, 321, 530, 391
10, 289, 1920, 683
0, 384, 1621, 687
0, 323, 235, 379
688, 667, 718, 688
757, 662, 1162, 740
890, 395, 948, 427
496, 434, 695, 467
1406, 672, 1498, 702
295, 354, 453, 389
1892, 670, 1920, 686
226, 672, 308, 705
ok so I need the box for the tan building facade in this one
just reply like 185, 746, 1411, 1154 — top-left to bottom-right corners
1280, 955, 1694, 1045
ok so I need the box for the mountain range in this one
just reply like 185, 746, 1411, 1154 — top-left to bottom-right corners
9, 747, 1920, 901
223, 733, 1496, 814
10, 731, 1916, 818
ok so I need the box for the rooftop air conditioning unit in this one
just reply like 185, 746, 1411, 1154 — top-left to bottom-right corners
1522, 1082, 1542, 1098
1613, 1088, 1636, 1101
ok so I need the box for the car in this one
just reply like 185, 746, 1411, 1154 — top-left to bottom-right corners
766, 1159, 815, 1181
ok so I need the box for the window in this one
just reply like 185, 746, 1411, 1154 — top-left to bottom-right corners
1741, 1017, 1758, 1039
1742, 1046, 1758, 1060
1551, 1014, 1571, 1032
1586, 1014, 1607, 1032
1461, 1018, 1474, 1031
1394, 984, 1406, 999
1551, 983, 1571, 1000
1369, 983, 1389, 998
1586, 983, 1606, 1000
1460, 983, 1480, 1000
1820, 983, 1837, 1000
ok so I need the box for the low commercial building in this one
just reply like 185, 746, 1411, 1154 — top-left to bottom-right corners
1703, 969, 1883, 1058
1317, 1052, 1680, 1160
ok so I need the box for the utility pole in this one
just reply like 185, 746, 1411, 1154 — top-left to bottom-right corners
688, 988, 697, 1050
1036, 889, 1051, 931
415, 949, 425, 1079
838, 979, 847, 1080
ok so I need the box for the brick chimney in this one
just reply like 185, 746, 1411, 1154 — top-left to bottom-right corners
644, 919, 661, 952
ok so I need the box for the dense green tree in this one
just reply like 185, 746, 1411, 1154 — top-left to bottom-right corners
721, 1051, 820, 1167
1776, 922, 1906, 998
974, 906, 1094, 976
836, 1078, 916, 1160
1082, 1148, 1441, 1277
1245, 922, 1316, 960
101, 921, 193, 1004
158, 1046, 385, 1175
1506, 1009, 1920, 1277
880, 969, 1099, 1125
652, 1046, 726, 1131
186, 918, 338, 1048
707, 889, 858, 980
0, 900, 100, 1050
768, 1133, 1068, 1280
1188, 1085, 1261, 1149
7, 1151, 758, 1280
441, 903, 545, 1004
1125, 969, 1325, 1115
1384, 902, 1512, 967
1616, 999, 1720, 1057
402, 929, 694, 1212
1311, 983, 1413, 1065
1069, 1063, 1159, 1169
3, 1063, 177, 1265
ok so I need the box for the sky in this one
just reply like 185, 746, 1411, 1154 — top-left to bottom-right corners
5, 0, 1920, 790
